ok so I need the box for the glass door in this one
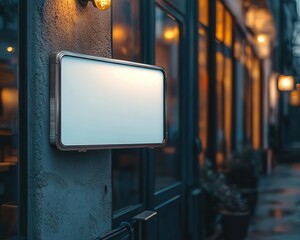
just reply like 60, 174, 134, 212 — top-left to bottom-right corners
154, 6, 180, 192
111, 1, 188, 239
0, 1, 21, 238
111, 0, 146, 224
215, 1, 233, 171
152, 4, 184, 239
198, 0, 209, 166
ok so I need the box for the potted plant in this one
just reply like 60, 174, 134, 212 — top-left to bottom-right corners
200, 159, 250, 240
226, 148, 261, 215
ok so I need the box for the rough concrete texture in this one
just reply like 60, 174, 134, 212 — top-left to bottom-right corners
27, 0, 112, 239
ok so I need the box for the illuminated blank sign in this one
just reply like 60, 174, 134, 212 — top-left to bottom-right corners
50, 51, 167, 151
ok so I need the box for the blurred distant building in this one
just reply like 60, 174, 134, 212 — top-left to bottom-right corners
267, 0, 300, 150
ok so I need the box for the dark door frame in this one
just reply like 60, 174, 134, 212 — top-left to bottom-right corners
111, 1, 205, 239
19, 0, 28, 237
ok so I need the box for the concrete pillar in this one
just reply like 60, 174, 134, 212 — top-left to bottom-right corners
26, 1, 112, 239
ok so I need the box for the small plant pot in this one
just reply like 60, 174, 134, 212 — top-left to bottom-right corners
226, 171, 258, 189
240, 188, 258, 216
221, 210, 250, 240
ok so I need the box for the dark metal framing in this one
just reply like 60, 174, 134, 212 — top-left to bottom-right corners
153, 1, 190, 239
187, 0, 199, 187
110, 0, 255, 238
142, 0, 156, 213
110, 0, 188, 212
195, 3, 210, 169
153, 0, 186, 202
112, 1, 191, 239
18, 0, 28, 237
231, 26, 240, 152
193, 0, 202, 180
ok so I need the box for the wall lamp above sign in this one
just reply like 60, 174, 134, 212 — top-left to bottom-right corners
78, 0, 111, 11
278, 74, 294, 91
50, 51, 167, 151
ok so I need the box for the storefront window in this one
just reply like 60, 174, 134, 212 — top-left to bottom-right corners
155, 7, 180, 191
112, 149, 141, 211
198, 27, 208, 165
112, 0, 142, 212
216, 0, 224, 42
245, 44, 253, 145
233, 27, 245, 151
216, 51, 225, 169
215, 1, 234, 169
290, 90, 300, 106
252, 59, 261, 149
245, 45, 252, 72
224, 58, 232, 156
112, 0, 140, 62
0, 1, 19, 238
224, 10, 232, 48
199, 0, 209, 26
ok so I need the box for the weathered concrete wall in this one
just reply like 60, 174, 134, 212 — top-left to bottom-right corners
27, 1, 112, 239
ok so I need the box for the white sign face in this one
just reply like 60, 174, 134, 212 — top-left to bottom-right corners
50, 51, 167, 151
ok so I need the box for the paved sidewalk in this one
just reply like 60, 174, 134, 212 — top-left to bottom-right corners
246, 163, 300, 240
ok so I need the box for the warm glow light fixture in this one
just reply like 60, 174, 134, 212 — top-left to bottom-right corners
7, 46, 15, 53
257, 34, 266, 43
269, 73, 278, 109
113, 25, 126, 42
255, 34, 271, 58
278, 75, 294, 91
289, 90, 300, 106
163, 27, 179, 41
78, 0, 111, 11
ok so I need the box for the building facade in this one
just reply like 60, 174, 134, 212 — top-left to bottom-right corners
0, 0, 282, 239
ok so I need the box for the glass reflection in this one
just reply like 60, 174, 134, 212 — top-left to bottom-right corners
290, 90, 300, 106
198, 27, 208, 165
224, 58, 232, 157
244, 45, 253, 145
112, 149, 141, 211
199, 0, 209, 26
216, 0, 224, 42
0, 1, 19, 238
224, 10, 232, 48
155, 7, 180, 191
252, 59, 261, 149
112, 0, 140, 61
216, 51, 225, 170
